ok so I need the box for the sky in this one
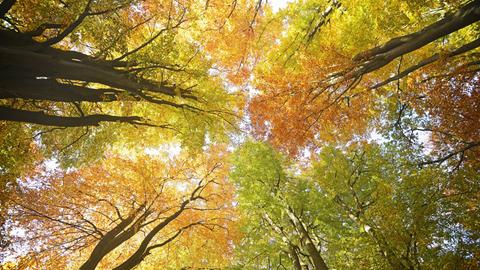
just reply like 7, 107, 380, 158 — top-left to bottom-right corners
269, 0, 292, 13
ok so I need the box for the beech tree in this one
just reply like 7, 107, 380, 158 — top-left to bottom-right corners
1, 0, 479, 269
249, 0, 480, 163
2, 150, 237, 269
0, 0, 249, 127
0, 0, 263, 192
229, 142, 331, 270
230, 141, 480, 269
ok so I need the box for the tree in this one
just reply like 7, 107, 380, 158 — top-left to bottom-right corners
249, 0, 480, 161
1, 149, 238, 269
314, 144, 480, 269
1, 0, 479, 269
230, 142, 348, 270
0, 0, 263, 192
229, 141, 480, 269
0, 0, 244, 127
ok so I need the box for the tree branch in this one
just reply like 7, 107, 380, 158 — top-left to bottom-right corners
371, 37, 480, 89
0, 106, 145, 127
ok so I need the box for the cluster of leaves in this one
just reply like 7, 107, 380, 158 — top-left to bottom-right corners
0, 0, 260, 190
1, 0, 479, 269
229, 141, 480, 269
249, 0, 479, 160
2, 147, 239, 269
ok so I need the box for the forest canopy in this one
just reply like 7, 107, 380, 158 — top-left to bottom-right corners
1, 0, 479, 269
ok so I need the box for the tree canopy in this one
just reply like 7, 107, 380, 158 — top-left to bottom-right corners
1, 0, 479, 269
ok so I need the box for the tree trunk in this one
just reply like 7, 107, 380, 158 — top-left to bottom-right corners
0, 106, 142, 127
371, 37, 480, 89
369, 229, 408, 270
349, 0, 480, 79
290, 245, 302, 270
0, 46, 176, 98
286, 208, 329, 270
79, 211, 139, 270
0, 78, 120, 102
112, 201, 189, 270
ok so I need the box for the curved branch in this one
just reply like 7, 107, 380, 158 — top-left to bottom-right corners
42, 0, 94, 46
114, 9, 187, 62
41, 0, 133, 46
419, 141, 480, 166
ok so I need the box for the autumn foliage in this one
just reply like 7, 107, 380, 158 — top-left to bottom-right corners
3, 149, 238, 269
1, 0, 480, 269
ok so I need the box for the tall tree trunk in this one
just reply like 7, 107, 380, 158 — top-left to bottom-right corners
368, 229, 409, 270
112, 201, 189, 270
286, 208, 329, 270
348, 0, 480, 79
0, 78, 120, 102
371, 37, 480, 89
0, 46, 176, 98
79, 211, 140, 270
0, 106, 143, 127
290, 244, 302, 270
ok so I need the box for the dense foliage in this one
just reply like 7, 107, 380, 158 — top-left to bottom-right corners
1, 0, 479, 269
